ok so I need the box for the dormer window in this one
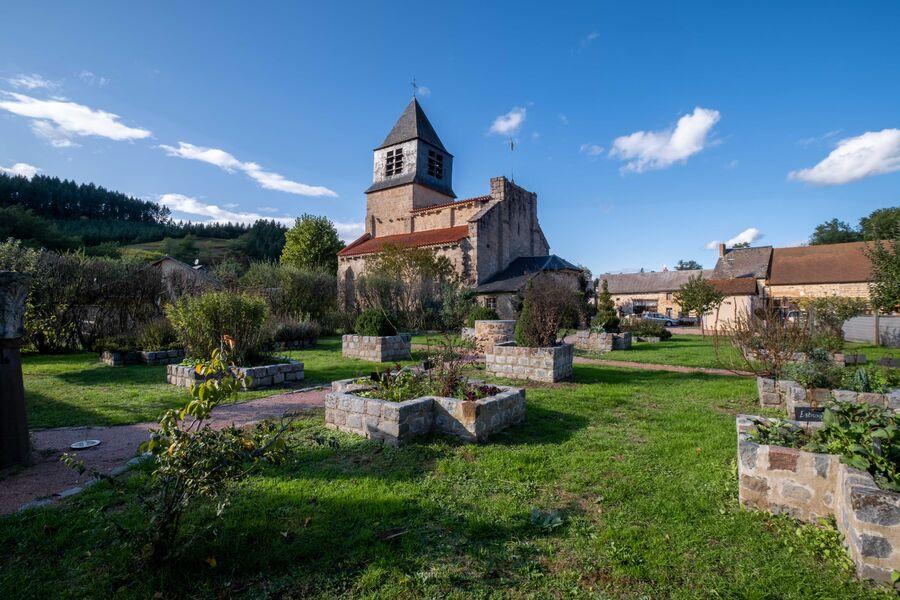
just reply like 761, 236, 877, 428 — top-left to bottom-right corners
385, 148, 404, 177
427, 149, 444, 179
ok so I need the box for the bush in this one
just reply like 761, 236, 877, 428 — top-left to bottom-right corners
354, 309, 398, 337
840, 365, 898, 393
514, 278, 577, 348
241, 262, 337, 322
620, 318, 672, 340
136, 318, 179, 351
166, 291, 270, 365
466, 305, 500, 327
94, 333, 138, 353
273, 318, 320, 343
782, 349, 841, 389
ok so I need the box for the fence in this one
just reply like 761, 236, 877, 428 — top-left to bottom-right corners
842, 315, 900, 347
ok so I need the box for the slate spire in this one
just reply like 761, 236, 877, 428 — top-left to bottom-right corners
375, 98, 449, 153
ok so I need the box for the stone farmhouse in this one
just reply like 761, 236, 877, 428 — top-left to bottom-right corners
597, 240, 879, 328
337, 98, 582, 318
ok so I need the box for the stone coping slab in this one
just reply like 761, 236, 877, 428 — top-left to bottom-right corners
166, 360, 304, 390
737, 414, 900, 583
326, 377, 525, 445
342, 333, 412, 363
485, 341, 574, 383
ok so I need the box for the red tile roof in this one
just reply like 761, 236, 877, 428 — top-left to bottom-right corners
768, 242, 875, 285
338, 225, 470, 257
708, 277, 758, 295
409, 195, 490, 214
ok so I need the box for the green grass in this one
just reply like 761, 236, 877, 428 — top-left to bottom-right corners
410, 332, 463, 347
844, 341, 899, 363
585, 334, 745, 370
23, 338, 419, 429
2, 362, 891, 598
120, 236, 235, 261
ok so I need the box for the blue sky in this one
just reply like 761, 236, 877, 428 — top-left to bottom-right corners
1, 1, 898, 275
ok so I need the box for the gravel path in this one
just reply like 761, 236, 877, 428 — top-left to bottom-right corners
0, 388, 327, 516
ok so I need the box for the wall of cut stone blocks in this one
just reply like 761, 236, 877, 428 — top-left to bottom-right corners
101, 349, 185, 367
485, 342, 573, 383
166, 361, 303, 389
341, 334, 412, 363
757, 377, 900, 414
737, 415, 899, 582
573, 331, 632, 353
325, 379, 525, 446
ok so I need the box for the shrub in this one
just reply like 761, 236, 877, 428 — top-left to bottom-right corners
620, 318, 672, 340
241, 262, 337, 322
801, 296, 867, 349
782, 349, 841, 389
354, 309, 397, 337
273, 318, 320, 343
840, 364, 897, 393
466, 305, 500, 327
720, 307, 810, 378
136, 317, 179, 351
514, 278, 577, 348
166, 291, 270, 365
593, 279, 619, 332
94, 333, 138, 353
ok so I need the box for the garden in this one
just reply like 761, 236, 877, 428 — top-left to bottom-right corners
1, 237, 898, 597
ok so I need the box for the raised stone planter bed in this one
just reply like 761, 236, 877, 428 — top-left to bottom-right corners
756, 377, 899, 415
573, 330, 632, 353
737, 415, 900, 583
832, 352, 867, 367
341, 333, 411, 363
166, 360, 303, 390
325, 377, 525, 445
485, 341, 573, 383
474, 319, 516, 353
636, 336, 661, 343
100, 349, 185, 367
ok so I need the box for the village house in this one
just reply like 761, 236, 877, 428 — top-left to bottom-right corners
337, 98, 582, 317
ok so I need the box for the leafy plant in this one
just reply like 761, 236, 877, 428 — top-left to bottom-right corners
0, 237, 41, 272
866, 233, 900, 314
280, 214, 344, 274
514, 277, 578, 348
272, 317, 320, 343
619, 318, 672, 340
801, 296, 867, 349
466, 305, 499, 327
782, 351, 841, 389
354, 309, 398, 336
166, 291, 270, 365
94, 333, 138, 354
530, 508, 564, 531
135, 317, 179, 351
806, 401, 899, 491
840, 364, 895, 394
673, 275, 724, 336
747, 418, 810, 448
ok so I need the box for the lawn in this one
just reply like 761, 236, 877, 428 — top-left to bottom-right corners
844, 341, 899, 363
23, 338, 420, 429
1, 362, 891, 598
584, 334, 745, 370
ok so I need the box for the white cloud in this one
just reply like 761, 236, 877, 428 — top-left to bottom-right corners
259, 206, 278, 213
580, 31, 599, 48
489, 107, 526, 136
417, 86, 431, 98
796, 130, 840, 148
5, 74, 57, 90
610, 107, 721, 173
30, 120, 79, 147
788, 129, 900, 186
78, 70, 109, 87
158, 141, 337, 197
159, 193, 362, 241
0, 162, 40, 179
0, 92, 151, 145
579, 143, 604, 157
705, 227, 763, 250
558, 114, 569, 126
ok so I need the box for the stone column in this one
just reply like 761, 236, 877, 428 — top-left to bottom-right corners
0, 272, 31, 468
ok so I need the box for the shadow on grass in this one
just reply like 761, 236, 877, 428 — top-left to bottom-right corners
572, 363, 735, 386
23, 390, 112, 429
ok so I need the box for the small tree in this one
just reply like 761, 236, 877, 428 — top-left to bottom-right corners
280, 214, 345, 273
673, 275, 724, 336
802, 296, 868, 349
675, 259, 702, 271
592, 279, 619, 332
866, 236, 899, 314
718, 307, 810, 378
514, 277, 578, 347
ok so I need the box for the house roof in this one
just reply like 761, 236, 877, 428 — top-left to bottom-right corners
708, 277, 758, 296
768, 242, 875, 285
337, 225, 470, 257
475, 255, 581, 294
712, 246, 772, 279
409, 195, 491, 214
598, 269, 713, 295
375, 98, 449, 153
149, 255, 220, 285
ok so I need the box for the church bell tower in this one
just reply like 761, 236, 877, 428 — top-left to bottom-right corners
364, 98, 455, 237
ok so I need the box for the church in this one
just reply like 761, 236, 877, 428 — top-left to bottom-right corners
337, 98, 582, 319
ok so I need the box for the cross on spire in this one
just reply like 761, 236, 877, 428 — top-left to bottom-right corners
411, 77, 419, 98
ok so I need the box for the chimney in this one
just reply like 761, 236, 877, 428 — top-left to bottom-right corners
718, 243, 726, 257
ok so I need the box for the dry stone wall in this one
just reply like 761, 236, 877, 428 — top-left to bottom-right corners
166, 360, 303, 390
485, 342, 573, 383
474, 320, 515, 353
737, 415, 900, 582
757, 377, 900, 414
325, 378, 525, 445
101, 349, 185, 367
341, 334, 412, 362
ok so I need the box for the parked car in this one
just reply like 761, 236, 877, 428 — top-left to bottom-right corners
641, 312, 677, 327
